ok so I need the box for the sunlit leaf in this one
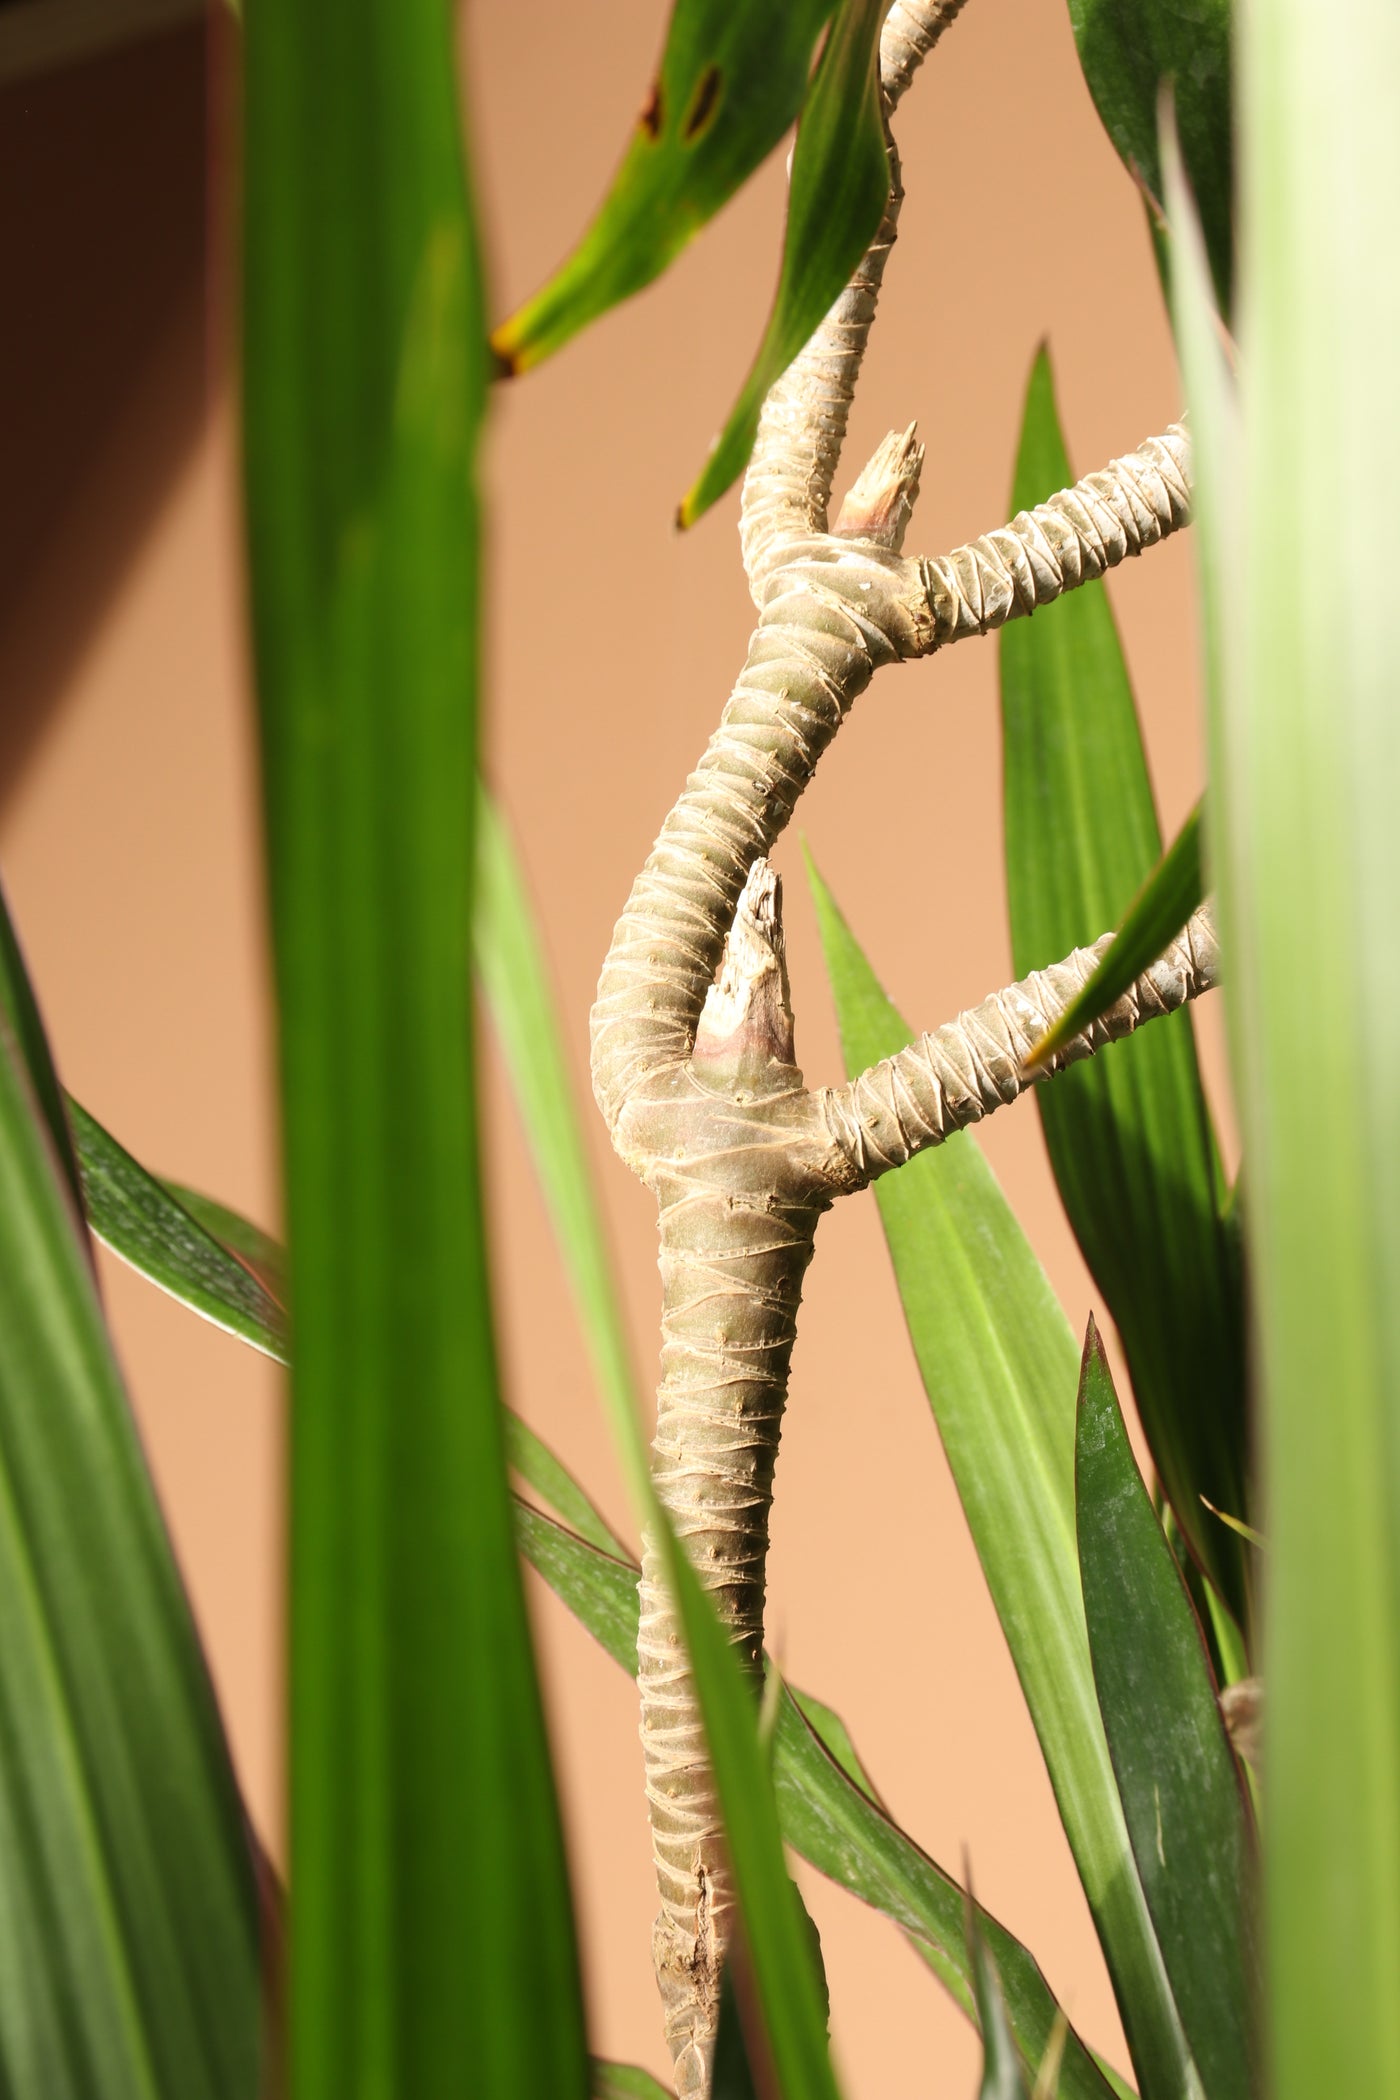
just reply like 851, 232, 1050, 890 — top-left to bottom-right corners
1077, 1321, 1257, 2100
492, 0, 833, 374
809, 851, 1193, 2100
678, 0, 889, 525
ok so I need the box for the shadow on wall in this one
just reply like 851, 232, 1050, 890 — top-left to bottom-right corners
0, 19, 211, 811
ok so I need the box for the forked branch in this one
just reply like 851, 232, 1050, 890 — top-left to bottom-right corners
587, 3, 1209, 2088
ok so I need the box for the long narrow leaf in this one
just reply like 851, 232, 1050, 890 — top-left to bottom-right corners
474, 789, 648, 1471
0, 1003, 261, 2094
514, 1500, 1119, 2100
492, 0, 832, 374
999, 350, 1248, 1628
678, 0, 889, 525
242, 0, 589, 2090
1026, 801, 1204, 1068
0, 879, 85, 1222
1199, 1, 1400, 2092
1076, 1322, 1256, 2100
809, 853, 1193, 2100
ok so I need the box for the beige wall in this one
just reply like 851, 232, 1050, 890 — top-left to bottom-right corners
0, 7, 1227, 2092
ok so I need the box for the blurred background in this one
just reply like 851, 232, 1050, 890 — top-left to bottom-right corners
0, 1, 1223, 2089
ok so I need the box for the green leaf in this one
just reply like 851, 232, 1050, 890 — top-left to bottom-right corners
711, 1961, 765, 2100
968, 1899, 1032, 2100
678, 0, 889, 525
1026, 799, 1204, 1067
0, 996, 261, 2092
474, 788, 647, 1507
71, 1099, 288, 1361
1200, 3, 1400, 2095
516, 1502, 1120, 2100
1076, 1321, 1257, 2100
590, 2063, 673, 2100
162, 1180, 287, 1301
492, 0, 832, 373
0, 882, 85, 1223
242, 0, 588, 2090
1066, 0, 1233, 318
999, 349, 1249, 1629
808, 852, 1193, 2100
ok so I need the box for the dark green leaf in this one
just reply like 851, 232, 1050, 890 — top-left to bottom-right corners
808, 851, 1192, 2100
71, 1098, 287, 1360
242, 0, 588, 2088
517, 1502, 1120, 2100
1076, 1320, 1257, 2100
1066, 0, 1233, 318
162, 1178, 287, 1300
678, 0, 889, 524
711, 1959, 766, 2100
967, 1899, 1032, 2100
0, 1009, 261, 2094
1026, 800, 1204, 1066
492, 0, 832, 373
999, 349, 1248, 1629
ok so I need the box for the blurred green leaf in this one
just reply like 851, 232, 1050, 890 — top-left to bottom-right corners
71, 1099, 287, 1361
999, 348, 1248, 1629
516, 1500, 1120, 2100
678, 0, 889, 524
0, 880, 85, 1223
243, 0, 589, 2089
1199, 3, 1400, 2095
1066, 0, 1233, 317
0, 980, 260, 2092
1076, 1320, 1257, 2100
590, 2064, 674, 2100
968, 1899, 1033, 2100
808, 851, 1193, 2100
493, 0, 833, 373
1026, 799, 1204, 1066
711, 1960, 766, 2100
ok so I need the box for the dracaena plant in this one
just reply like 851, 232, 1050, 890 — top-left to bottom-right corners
0, 0, 1395, 2097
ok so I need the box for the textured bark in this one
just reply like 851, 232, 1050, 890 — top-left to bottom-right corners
587, 3, 1212, 2087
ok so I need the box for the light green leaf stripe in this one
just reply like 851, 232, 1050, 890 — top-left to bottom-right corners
1194, 1, 1400, 2093
808, 852, 1193, 2100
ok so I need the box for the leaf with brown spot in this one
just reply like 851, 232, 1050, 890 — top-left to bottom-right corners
493, 0, 833, 373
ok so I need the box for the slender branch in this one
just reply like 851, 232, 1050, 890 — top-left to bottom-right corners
818, 903, 1220, 1183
